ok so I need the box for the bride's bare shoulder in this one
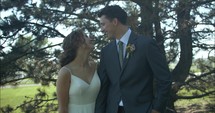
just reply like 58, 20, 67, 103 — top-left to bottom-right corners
58, 66, 71, 77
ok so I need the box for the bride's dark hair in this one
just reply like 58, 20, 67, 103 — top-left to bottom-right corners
59, 29, 85, 67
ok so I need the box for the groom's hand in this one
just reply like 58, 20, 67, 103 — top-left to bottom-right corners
151, 109, 160, 113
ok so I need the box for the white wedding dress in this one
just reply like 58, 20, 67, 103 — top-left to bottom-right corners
64, 67, 101, 113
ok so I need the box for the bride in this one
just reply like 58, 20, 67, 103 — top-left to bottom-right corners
56, 29, 100, 113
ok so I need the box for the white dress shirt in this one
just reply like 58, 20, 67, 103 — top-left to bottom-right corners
115, 28, 131, 106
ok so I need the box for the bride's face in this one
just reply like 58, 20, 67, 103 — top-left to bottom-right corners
83, 34, 94, 51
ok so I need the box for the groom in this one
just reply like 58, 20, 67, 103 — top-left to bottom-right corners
95, 5, 172, 113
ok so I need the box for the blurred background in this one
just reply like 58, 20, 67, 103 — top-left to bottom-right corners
0, 0, 214, 113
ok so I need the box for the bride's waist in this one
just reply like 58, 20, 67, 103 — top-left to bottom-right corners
68, 101, 95, 106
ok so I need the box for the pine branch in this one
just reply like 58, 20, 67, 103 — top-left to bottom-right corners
177, 90, 215, 99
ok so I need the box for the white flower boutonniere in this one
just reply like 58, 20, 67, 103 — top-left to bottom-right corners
126, 43, 135, 59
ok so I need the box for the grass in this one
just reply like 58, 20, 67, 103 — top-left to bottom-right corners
0, 85, 56, 113
175, 88, 215, 113
18, 79, 36, 85
1, 84, 214, 113
175, 98, 215, 113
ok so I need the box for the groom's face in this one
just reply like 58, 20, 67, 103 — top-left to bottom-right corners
99, 15, 116, 39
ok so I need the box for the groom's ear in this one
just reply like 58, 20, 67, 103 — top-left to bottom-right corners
112, 18, 119, 26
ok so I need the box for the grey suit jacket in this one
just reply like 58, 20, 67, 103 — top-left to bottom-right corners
95, 32, 172, 113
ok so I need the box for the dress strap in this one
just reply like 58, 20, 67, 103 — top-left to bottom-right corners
63, 66, 72, 75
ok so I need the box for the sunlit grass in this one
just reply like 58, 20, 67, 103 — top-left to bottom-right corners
1, 84, 214, 112
0, 85, 56, 113
175, 88, 215, 112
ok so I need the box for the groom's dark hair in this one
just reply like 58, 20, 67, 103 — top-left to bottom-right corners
98, 5, 127, 25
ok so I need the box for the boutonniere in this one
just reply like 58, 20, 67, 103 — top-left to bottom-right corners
126, 43, 135, 59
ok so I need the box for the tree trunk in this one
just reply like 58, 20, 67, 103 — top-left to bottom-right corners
138, 0, 153, 37
153, 0, 166, 54
172, 0, 193, 82
169, 0, 193, 112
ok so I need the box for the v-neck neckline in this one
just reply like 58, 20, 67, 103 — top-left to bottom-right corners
71, 70, 96, 85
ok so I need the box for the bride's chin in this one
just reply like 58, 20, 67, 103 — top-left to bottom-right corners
90, 47, 94, 51
87, 47, 94, 52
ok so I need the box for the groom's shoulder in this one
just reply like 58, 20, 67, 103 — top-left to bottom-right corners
102, 40, 115, 50
134, 33, 154, 43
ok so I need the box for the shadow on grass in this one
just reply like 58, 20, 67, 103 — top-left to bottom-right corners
176, 103, 215, 113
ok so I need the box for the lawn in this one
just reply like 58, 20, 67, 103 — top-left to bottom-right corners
0, 85, 56, 112
175, 97, 215, 113
1, 85, 214, 113
175, 88, 215, 113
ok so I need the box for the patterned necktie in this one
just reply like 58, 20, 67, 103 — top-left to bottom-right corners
118, 41, 124, 68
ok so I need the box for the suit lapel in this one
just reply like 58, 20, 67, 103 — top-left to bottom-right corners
121, 32, 138, 73
109, 41, 121, 71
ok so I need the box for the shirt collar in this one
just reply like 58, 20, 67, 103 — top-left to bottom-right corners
116, 28, 131, 45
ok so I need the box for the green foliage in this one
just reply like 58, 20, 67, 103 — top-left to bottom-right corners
175, 88, 215, 112
187, 56, 215, 93
192, 56, 215, 73
0, 0, 214, 112
0, 85, 56, 113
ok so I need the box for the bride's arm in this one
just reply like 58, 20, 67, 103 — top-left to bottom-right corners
56, 68, 71, 113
